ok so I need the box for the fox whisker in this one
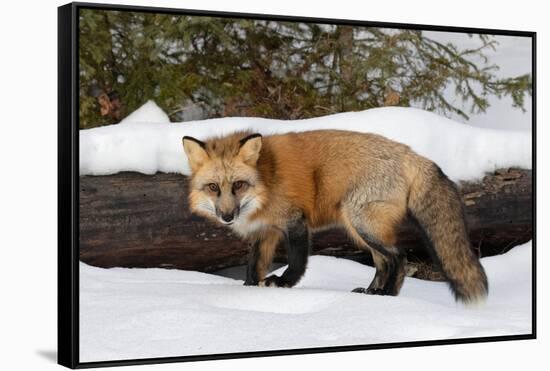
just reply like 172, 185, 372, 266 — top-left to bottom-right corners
239, 196, 259, 216
196, 200, 215, 215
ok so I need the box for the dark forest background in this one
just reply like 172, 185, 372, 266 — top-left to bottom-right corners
79, 9, 532, 129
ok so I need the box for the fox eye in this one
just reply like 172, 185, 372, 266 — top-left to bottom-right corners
232, 181, 247, 191
207, 183, 219, 193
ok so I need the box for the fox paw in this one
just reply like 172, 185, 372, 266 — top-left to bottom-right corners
243, 278, 258, 286
352, 287, 389, 295
259, 275, 289, 288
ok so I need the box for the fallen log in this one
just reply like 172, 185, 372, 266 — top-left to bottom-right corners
79, 168, 532, 273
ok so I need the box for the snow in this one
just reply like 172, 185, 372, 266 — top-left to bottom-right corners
119, 99, 171, 124
79, 241, 532, 362
80, 101, 531, 182
79, 101, 532, 362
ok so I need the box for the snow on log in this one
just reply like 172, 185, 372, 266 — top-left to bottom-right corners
79, 168, 532, 273
80, 103, 531, 182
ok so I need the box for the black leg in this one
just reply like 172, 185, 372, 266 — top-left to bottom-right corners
352, 238, 406, 296
244, 241, 260, 286
263, 221, 309, 288
382, 250, 407, 295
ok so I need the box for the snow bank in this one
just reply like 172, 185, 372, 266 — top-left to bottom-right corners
80, 101, 531, 181
119, 99, 171, 124
80, 241, 532, 362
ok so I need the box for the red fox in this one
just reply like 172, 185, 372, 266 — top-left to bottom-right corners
182, 130, 488, 304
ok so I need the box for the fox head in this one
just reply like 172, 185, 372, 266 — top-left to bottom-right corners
182, 132, 266, 227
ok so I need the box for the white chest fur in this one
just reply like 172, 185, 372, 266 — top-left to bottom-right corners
230, 218, 267, 238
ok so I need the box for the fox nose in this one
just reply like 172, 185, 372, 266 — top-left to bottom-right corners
221, 213, 234, 223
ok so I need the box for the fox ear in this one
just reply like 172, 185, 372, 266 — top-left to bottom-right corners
238, 133, 262, 165
182, 136, 208, 173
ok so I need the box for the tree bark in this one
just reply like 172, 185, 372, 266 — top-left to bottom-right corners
79, 168, 532, 273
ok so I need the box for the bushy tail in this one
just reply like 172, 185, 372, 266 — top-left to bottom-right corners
408, 163, 488, 304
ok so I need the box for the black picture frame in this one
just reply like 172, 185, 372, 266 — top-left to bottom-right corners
58, 2, 537, 368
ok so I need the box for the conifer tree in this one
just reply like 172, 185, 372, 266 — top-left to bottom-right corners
79, 9, 532, 128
